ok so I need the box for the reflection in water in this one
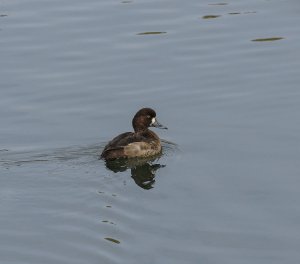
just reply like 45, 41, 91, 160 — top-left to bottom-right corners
131, 163, 165, 190
104, 155, 166, 190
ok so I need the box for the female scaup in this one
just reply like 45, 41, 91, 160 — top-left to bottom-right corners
101, 108, 167, 160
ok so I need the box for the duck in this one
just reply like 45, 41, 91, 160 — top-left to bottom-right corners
101, 108, 167, 160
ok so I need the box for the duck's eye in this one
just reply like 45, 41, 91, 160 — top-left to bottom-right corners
147, 115, 151, 119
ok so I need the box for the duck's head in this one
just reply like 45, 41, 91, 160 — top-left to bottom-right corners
132, 108, 167, 132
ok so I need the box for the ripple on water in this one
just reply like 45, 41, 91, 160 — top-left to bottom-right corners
0, 144, 102, 168
0, 139, 180, 262
2, 0, 300, 263
208, 3, 228, 5
202, 15, 221, 19
105, 237, 121, 244
251, 37, 284, 42
136, 31, 167, 35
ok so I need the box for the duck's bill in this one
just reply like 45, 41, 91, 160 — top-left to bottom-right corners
151, 118, 168, 129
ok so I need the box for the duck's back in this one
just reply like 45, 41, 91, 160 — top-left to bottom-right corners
101, 132, 133, 160
101, 130, 161, 160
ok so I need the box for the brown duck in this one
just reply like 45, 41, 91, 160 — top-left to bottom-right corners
101, 108, 167, 160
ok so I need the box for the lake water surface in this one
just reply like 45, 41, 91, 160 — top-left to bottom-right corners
1, 0, 300, 263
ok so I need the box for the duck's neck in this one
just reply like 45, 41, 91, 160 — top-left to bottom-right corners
134, 127, 149, 133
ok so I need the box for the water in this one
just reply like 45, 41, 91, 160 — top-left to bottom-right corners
1, 0, 300, 263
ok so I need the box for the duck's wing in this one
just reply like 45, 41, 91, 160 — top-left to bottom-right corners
101, 132, 146, 159
103, 132, 134, 150
103, 132, 144, 152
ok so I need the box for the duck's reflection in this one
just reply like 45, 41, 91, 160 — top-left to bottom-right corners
131, 163, 165, 189
104, 155, 165, 190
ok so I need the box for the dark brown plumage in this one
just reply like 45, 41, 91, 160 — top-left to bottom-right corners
101, 108, 167, 160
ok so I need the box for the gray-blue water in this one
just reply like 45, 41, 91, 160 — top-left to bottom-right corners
1, 0, 300, 263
